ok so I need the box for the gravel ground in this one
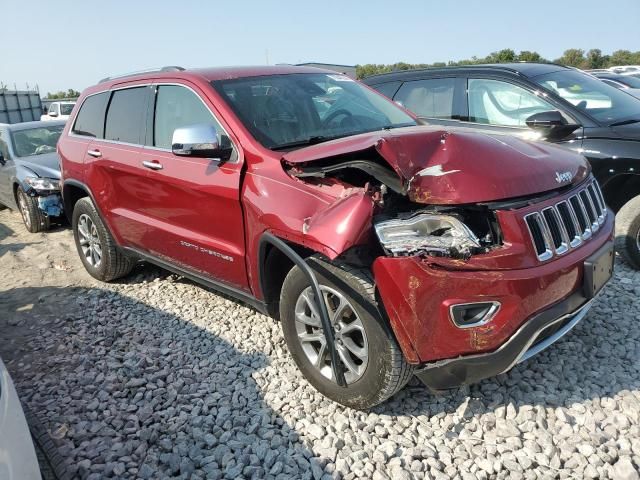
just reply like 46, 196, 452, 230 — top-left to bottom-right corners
1, 207, 639, 480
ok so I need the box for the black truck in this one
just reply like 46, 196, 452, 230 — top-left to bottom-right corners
363, 63, 640, 269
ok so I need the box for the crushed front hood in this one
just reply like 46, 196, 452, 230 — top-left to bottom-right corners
283, 126, 591, 204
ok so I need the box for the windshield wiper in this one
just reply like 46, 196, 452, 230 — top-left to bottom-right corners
609, 118, 640, 127
271, 136, 334, 151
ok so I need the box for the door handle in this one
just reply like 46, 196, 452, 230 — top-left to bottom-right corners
87, 149, 102, 158
142, 160, 163, 170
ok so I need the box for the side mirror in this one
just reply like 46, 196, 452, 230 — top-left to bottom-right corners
49, 111, 58, 117
171, 124, 232, 160
525, 110, 579, 140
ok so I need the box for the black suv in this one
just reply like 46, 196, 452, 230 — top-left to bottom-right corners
363, 63, 640, 268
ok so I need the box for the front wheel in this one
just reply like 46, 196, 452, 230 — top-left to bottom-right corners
615, 195, 640, 270
17, 187, 49, 233
279, 255, 414, 409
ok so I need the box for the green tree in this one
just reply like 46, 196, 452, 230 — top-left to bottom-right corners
554, 49, 586, 68
609, 49, 634, 67
485, 49, 517, 63
355, 48, 640, 79
518, 51, 545, 63
46, 89, 80, 99
585, 49, 607, 69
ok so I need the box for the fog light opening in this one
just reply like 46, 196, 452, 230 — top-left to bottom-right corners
450, 301, 501, 328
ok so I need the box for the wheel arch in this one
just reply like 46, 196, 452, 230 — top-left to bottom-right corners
257, 233, 314, 318
62, 179, 93, 222
600, 172, 640, 212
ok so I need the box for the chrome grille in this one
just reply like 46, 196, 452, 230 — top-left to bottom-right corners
524, 179, 607, 261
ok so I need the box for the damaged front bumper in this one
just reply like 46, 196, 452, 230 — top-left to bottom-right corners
373, 211, 614, 385
36, 193, 64, 217
414, 291, 594, 390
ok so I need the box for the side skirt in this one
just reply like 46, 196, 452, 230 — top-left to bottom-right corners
124, 247, 269, 315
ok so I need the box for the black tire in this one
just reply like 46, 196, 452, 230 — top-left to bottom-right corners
615, 195, 640, 270
279, 255, 414, 409
72, 197, 134, 281
25, 407, 72, 480
17, 187, 49, 233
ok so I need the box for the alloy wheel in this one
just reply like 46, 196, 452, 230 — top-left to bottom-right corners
294, 285, 369, 384
18, 192, 31, 229
77, 214, 102, 267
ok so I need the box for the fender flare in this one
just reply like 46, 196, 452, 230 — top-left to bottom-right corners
62, 179, 116, 242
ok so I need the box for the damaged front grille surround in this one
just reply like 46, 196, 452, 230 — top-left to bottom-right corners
524, 179, 607, 261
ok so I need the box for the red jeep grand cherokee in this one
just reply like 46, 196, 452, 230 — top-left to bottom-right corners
58, 65, 614, 409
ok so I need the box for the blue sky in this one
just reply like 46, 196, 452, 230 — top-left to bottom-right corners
2, 0, 638, 94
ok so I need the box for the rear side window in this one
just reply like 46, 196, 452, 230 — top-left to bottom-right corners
105, 87, 148, 144
72, 92, 109, 138
394, 78, 456, 119
153, 85, 221, 149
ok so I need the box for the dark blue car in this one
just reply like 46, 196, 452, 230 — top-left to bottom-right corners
0, 120, 65, 232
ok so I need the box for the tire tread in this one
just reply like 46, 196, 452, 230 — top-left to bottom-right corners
615, 195, 640, 270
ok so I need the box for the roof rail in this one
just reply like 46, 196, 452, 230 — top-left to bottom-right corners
99, 66, 185, 84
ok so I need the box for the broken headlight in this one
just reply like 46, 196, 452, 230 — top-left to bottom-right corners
374, 213, 481, 258
24, 177, 60, 192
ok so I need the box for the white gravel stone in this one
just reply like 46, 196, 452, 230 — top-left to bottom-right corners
0, 207, 639, 479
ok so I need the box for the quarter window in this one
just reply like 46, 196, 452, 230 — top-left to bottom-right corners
394, 78, 456, 119
105, 87, 148, 144
72, 92, 109, 138
153, 85, 225, 150
468, 79, 554, 127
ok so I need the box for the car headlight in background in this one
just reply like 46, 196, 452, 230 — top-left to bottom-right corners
24, 177, 60, 192
374, 213, 481, 258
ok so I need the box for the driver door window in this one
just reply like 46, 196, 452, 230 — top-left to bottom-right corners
152, 85, 234, 159
468, 79, 554, 127
49, 103, 58, 116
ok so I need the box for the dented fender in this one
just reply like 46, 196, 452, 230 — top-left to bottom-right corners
302, 192, 375, 259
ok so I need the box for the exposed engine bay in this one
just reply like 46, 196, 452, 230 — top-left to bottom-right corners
286, 147, 502, 259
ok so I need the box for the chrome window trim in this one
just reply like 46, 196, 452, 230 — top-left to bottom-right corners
68, 82, 240, 164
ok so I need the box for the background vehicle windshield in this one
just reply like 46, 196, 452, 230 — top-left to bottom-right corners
11, 125, 64, 157
213, 73, 416, 149
534, 70, 640, 125
60, 104, 75, 115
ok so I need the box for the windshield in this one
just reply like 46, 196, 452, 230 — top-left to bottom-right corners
60, 104, 75, 115
534, 70, 640, 125
11, 125, 64, 157
213, 73, 416, 150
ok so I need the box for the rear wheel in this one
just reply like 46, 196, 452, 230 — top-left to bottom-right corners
615, 195, 640, 270
17, 187, 49, 233
72, 197, 134, 281
279, 255, 414, 409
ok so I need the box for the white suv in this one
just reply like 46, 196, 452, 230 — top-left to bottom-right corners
41, 101, 76, 121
